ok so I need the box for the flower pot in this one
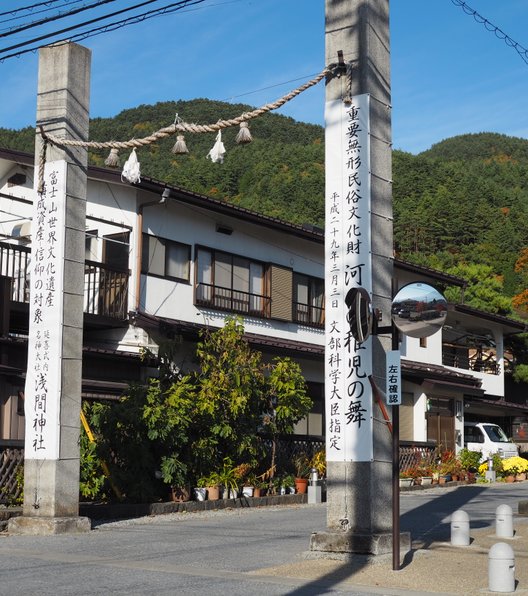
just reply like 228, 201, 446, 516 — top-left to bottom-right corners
295, 478, 308, 494
206, 485, 220, 500
420, 476, 433, 486
399, 477, 413, 488
515, 473, 526, 482
505, 475, 515, 483
242, 486, 254, 498
171, 485, 190, 502
253, 487, 261, 498
193, 487, 207, 501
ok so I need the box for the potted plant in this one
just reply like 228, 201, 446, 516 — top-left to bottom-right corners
399, 470, 414, 488
197, 472, 221, 500
292, 452, 311, 494
281, 473, 296, 494
458, 448, 482, 483
216, 457, 239, 499
160, 455, 190, 502
241, 471, 257, 498
501, 456, 528, 482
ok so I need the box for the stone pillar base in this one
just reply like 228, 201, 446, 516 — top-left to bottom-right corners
8, 516, 91, 535
310, 530, 411, 557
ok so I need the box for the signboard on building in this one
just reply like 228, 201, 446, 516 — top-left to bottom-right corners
24, 160, 67, 459
386, 350, 401, 406
325, 94, 373, 462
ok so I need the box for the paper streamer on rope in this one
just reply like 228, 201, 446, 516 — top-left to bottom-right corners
122, 148, 141, 183
207, 130, 226, 163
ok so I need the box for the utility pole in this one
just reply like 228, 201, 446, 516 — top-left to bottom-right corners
9, 43, 91, 534
311, 0, 409, 557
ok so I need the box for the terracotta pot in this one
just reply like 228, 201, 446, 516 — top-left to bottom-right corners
171, 485, 191, 502
505, 475, 515, 483
253, 487, 261, 498
515, 473, 526, 482
294, 478, 308, 494
206, 485, 220, 500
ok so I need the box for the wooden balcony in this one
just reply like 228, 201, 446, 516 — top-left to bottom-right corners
0, 241, 129, 325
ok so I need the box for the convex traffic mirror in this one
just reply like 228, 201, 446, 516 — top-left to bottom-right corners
345, 287, 372, 344
391, 282, 447, 339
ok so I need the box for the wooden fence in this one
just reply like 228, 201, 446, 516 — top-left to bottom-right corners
0, 439, 435, 504
0, 446, 23, 505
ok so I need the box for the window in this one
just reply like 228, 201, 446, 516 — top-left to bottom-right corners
195, 247, 269, 316
142, 234, 190, 282
293, 273, 324, 327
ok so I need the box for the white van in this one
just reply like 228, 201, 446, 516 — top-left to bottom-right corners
464, 422, 519, 461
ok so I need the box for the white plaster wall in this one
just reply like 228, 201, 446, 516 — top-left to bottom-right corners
140, 200, 325, 346
400, 328, 443, 365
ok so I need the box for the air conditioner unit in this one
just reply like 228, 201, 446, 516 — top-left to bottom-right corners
12, 220, 31, 239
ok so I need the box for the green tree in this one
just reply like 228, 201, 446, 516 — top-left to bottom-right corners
445, 263, 512, 315
261, 357, 311, 486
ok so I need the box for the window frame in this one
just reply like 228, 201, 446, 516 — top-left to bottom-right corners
292, 272, 325, 328
194, 245, 270, 318
142, 233, 191, 283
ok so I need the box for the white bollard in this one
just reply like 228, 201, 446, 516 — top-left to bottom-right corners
496, 504, 514, 539
489, 542, 515, 593
451, 509, 470, 546
308, 468, 322, 504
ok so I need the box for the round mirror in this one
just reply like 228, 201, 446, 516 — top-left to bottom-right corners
391, 282, 447, 339
345, 287, 372, 344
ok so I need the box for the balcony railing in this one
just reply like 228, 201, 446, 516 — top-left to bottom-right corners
196, 282, 270, 317
0, 241, 128, 320
442, 347, 500, 375
85, 260, 129, 319
0, 241, 30, 303
293, 301, 325, 328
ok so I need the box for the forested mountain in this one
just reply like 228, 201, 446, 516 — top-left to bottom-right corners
1, 102, 528, 319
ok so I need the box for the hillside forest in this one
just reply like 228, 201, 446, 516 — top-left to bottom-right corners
1, 99, 528, 325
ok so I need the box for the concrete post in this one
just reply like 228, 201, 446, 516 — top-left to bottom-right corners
9, 43, 91, 535
496, 505, 514, 539
450, 510, 470, 546
310, 0, 406, 557
489, 543, 515, 593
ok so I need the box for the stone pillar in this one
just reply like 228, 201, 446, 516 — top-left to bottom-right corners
9, 43, 91, 535
311, 0, 408, 557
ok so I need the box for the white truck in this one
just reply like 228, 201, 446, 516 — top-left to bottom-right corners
464, 422, 519, 461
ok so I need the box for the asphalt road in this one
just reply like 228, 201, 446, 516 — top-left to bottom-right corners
0, 482, 526, 595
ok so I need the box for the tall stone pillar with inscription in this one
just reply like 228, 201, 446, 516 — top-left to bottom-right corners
311, 0, 408, 555
9, 43, 91, 534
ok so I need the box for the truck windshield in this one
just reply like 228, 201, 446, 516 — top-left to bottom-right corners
483, 424, 509, 443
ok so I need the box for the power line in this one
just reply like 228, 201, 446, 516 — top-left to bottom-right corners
451, 0, 528, 66
0, 0, 77, 18
0, 1, 85, 24
0, 0, 120, 39
0, 0, 164, 55
0, 0, 206, 60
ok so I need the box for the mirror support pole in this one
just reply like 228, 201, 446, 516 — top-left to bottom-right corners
391, 322, 400, 571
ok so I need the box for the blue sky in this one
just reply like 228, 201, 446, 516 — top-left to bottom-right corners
0, 0, 527, 154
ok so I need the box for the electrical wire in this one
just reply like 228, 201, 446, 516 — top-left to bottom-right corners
0, 0, 167, 55
0, 1, 87, 27
0, 0, 79, 18
0, 0, 120, 39
451, 0, 528, 66
0, 0, 206, 61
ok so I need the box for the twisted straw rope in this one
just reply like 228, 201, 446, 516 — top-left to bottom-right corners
42, 67, 331, 150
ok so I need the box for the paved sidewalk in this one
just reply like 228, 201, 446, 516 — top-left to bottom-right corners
255, 519, 528, 595
1, 483, 527, 595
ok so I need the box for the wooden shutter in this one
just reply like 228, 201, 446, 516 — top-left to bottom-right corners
270, 265, 292, 321
399, 392, 414, 441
